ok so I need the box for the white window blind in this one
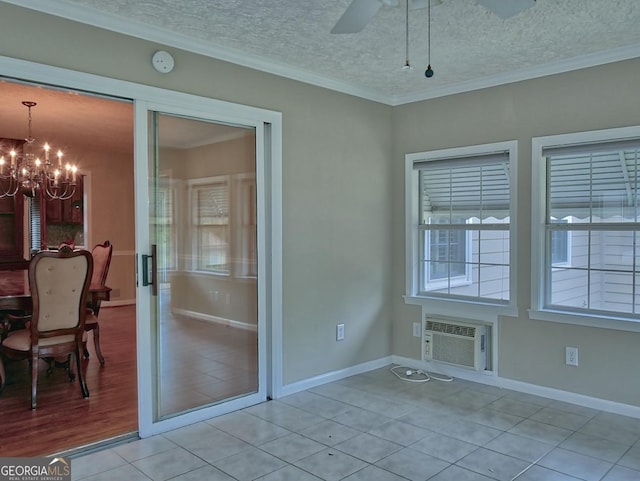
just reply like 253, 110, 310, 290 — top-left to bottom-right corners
196, 184, 229, 225
417, 153, 511, 219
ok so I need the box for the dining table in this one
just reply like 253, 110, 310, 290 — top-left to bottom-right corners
0, 284, 111, 392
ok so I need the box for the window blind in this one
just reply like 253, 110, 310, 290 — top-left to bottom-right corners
545, 144, 640, 215
30, 196, 41, 253
196, 182, 229, 225
417, 152, 510, 214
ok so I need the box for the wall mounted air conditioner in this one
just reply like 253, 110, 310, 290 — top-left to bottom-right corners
423, 317, 490, 371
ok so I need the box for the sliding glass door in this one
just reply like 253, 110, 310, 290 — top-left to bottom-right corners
0, 53, 282, 443
135, 100, 271, 436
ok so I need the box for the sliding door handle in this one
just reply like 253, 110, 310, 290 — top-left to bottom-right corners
141, 244, 158, 296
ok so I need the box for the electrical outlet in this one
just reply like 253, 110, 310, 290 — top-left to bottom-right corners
566, 347, 579, 366
413, 322, 421, 337
336, 323, 345, 341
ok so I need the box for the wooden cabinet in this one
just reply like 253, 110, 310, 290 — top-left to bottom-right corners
45, 176, 83, 225
45, 196, 62, 223
0, 180, 25, 266
0, 138, 26, 266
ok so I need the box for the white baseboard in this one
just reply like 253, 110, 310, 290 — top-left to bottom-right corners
392, 355, 640, 420
497, 377, 640, 420
171, 307, 257, 331
277, 356, 393, 398
278, 354, 640, 420
99, 302, 257, 333
102, 299, 135, 308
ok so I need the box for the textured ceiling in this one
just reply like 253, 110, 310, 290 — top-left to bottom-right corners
10, 0, 640, 105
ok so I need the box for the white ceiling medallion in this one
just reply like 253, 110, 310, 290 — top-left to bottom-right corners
152, 50, 175, 73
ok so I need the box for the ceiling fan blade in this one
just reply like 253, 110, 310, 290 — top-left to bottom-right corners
331, 0, 383, 34
476, 0, 536, 19
409, 0, 442, 10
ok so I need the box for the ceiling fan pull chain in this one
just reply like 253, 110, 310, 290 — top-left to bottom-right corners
402, 0, 413, 71
425, 0, 434, 77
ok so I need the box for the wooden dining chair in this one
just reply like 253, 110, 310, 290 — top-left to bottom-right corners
0, 246, 93, 409
83, 240, 112, 365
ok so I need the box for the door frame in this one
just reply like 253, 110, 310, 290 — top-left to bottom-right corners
0, 55, 284, 437
136, 101, 277, 435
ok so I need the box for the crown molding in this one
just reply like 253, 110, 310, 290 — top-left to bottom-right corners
390, 43, 640, 106
4, 0, 640, 107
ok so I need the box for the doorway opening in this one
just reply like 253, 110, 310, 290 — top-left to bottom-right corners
0, 62, 283, 451
0, 78, 138, 455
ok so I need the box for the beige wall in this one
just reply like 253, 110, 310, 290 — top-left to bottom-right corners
392, 58, 640, 407
161, 134, 258, 325
4, 3, 636, 407
80, 140, 136, 304
0, 3, 394, 385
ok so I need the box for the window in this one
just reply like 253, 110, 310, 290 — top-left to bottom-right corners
424, 217, 470, 288
192, 177, 230, 274
532, 126, 640, 324
189, 174, 256, 277
405, 141, 517, 317
235, 175, 257, 278
154, 175, 178, 282
550, 218, 571, 266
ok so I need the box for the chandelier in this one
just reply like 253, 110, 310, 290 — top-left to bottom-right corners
0, 100, 78, 200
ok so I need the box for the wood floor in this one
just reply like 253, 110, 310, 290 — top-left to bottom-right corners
0, 305, 138, 456
0, 301, 258, 456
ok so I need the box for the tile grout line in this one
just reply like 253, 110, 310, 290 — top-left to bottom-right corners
510, 451, 547, 481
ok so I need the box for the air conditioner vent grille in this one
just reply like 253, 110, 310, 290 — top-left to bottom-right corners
425, 320, 476, 338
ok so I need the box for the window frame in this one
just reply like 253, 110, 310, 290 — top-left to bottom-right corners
550, 217, 572, 268
189, 175, 231, 276
187, 173, 257, 279
404, 141, 519, 322
154, 172, 179, 282
422, 216, 472, 290
531, 125, 640, 332
233, 172, 258, 279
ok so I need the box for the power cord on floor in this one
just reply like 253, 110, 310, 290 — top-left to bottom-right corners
390, 365, 454, 383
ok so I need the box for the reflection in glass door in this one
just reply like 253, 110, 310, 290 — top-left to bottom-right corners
150, 112, 258, 419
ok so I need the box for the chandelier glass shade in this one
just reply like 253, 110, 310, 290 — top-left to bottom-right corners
0, 101, 78, 200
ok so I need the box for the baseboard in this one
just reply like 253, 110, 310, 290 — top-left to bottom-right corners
497, 377, 640, 420
392, 355, 640, 420
98, 302, 257, 333
277, 356, 393, 398
102, 299, 135, 308
171, 307, 257, 331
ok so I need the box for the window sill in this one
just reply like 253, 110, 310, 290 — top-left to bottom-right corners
528, 308, 640, 333
403, 295, 518, 323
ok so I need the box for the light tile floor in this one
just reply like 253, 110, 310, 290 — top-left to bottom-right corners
71, 366, 640, 481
